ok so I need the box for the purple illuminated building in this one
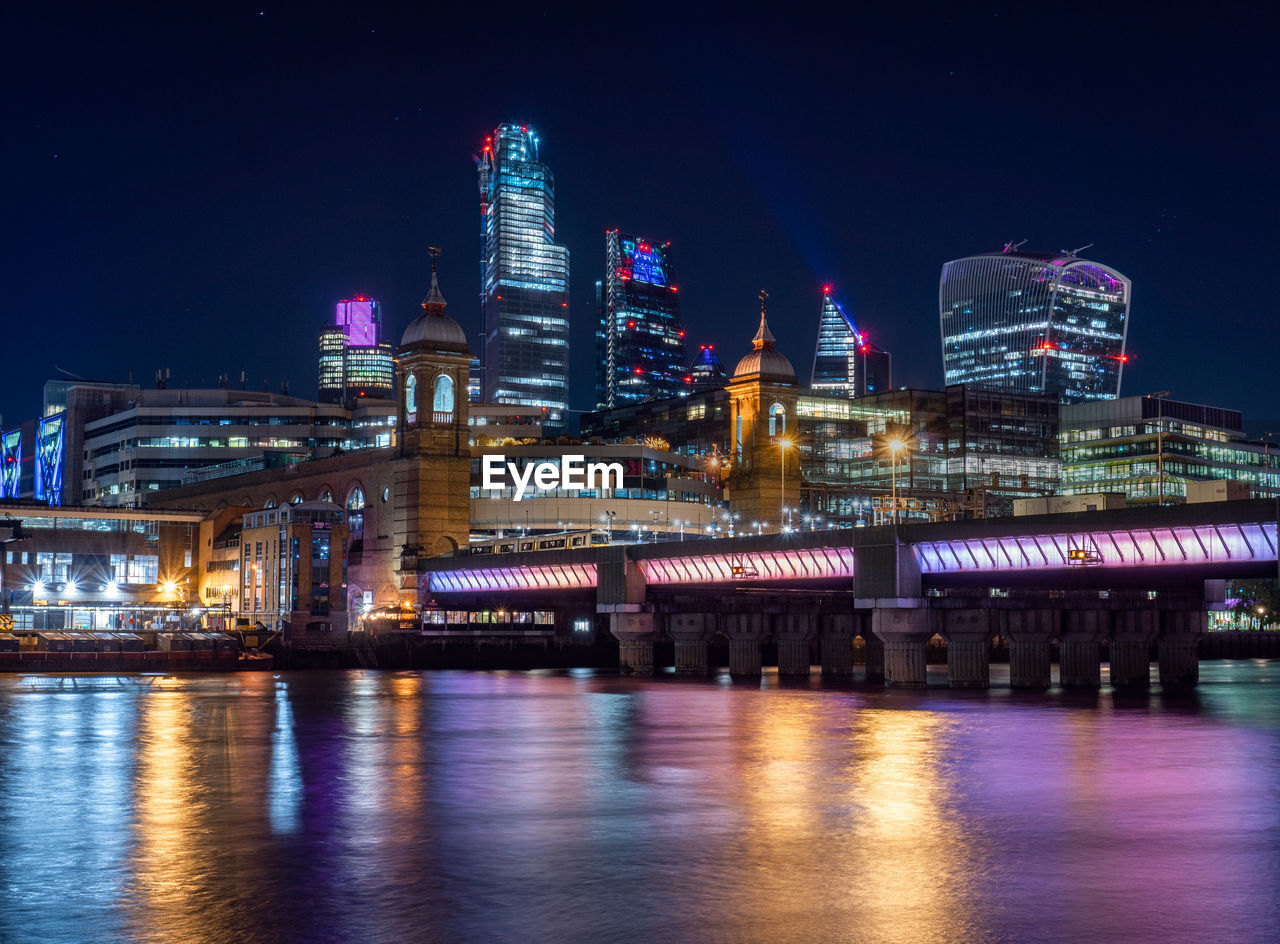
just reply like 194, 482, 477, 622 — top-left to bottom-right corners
319, 296, 395, 405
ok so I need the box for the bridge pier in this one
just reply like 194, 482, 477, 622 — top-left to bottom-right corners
869, 601, 933, 688
819, 614, 857, 677
1111, 610, 1159, 690
775, 613, 816, 677
1004, 609, 1056, 690
939, 607, 996, 689
1158, 609, 1205, 692
607, 609, 657, 676
724, 613, 769, 678
667, 613, 716, 677
1060, 610, 1108, 689
863, 622, 885, 684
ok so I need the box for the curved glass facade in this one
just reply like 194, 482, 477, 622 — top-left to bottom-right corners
939, 251, 1130, 402
477, 125, 570, 429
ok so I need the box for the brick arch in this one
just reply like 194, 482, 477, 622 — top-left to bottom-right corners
316, 483, 338, 504
262, 493, 279, 509
343, 479, 367, 509
288, 491, 305, 505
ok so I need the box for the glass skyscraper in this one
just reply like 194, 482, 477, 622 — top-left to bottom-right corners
940, 249, 1131, 402
595, 231, 687, 409
317, 296, 395, 405
477, 124, 570, 427
809, 288, 891, 397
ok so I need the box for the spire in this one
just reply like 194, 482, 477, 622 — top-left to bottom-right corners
752, 288, 775, 350
422, 246, 446, 313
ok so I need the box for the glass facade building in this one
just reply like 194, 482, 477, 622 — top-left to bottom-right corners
689, 345, 728, 392
477, 124, 570, 428
810, 288, 891, 397
318, 297, 395, 406
940, 250, 1131, 402
1060, 395, 1280, 503
595, 231, 687, 409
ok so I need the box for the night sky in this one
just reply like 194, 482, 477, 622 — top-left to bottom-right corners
5, 5, 1278, 431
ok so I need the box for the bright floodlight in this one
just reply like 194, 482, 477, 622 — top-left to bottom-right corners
65, 579, 77, 593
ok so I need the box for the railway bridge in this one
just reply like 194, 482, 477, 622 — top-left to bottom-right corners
419, 499, 1279, 691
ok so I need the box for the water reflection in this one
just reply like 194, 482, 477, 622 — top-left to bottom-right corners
0, 664, 1274, 944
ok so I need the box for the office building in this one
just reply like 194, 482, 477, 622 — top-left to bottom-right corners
1060, 395, 1280, 503
318, 297, 395, 406
469, 442, 722, 542
688, 345, 728, 392
940, 248, 1131, 402
477, 124, 570, 428
810, 288, 891, 397
595, 231, 687, 408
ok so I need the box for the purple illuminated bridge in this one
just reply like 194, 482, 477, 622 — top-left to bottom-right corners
414, 499, 1278, 690
423, 499, 1278, 595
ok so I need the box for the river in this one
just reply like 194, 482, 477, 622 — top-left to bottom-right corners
1, 662, 1277, 944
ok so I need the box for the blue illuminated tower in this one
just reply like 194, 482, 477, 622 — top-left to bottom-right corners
477, 124, 570, 428
595, 231, 687, 409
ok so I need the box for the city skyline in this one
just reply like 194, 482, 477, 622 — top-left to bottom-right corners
4, 7, 1277, 430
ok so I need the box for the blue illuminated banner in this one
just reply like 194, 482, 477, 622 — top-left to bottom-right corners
34, 414, 65, 506
0, 429, 19, 499
619, 238, 667, 287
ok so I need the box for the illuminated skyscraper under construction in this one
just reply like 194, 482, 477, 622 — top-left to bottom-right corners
318, 296, 395, 405
477, 124, 570, 429
809, 288, 891, 397
939, 248, 1131, 402
595, 231, 687, 409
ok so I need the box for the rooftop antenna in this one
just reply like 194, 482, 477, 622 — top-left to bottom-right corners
53, 365, 87, 380
1070, 243, 1094, 256
1002, 239, 1028, 253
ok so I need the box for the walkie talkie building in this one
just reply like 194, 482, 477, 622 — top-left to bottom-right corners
939, 250, 1131, 403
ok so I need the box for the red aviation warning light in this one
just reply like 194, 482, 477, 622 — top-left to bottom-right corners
823, 285, 832, 294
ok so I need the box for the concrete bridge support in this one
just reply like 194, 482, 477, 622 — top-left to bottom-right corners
819, 614, 857, 677
939, 608, 996, 689
1060, 610, 1108, 689
869, 602, 933, 688
775, 613, 817, 677
862, 618, 886, 684
724, 613, 770, 678
607, 609, 657, 676
1158, 609, 1206, 692
1004, 609, 1057, 690
667, 613, 716, 677
1111, 610, 1159, 690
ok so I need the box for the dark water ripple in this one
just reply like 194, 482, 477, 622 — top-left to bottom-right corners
0, 662, 1277, 944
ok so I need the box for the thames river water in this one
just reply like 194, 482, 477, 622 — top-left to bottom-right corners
1, 663, 1278, 944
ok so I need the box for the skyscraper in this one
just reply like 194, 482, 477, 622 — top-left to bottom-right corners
688, 344, 728, 392
477, 124, 570, 428
318, 297, 395, 405
595, 231, 687, 409
809, 288, 891, 397
940, 248, 1131, 402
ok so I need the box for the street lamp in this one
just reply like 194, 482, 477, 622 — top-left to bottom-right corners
778, 436, 793, 535
887, 437, 907, 524
1149, 391, 1171, 505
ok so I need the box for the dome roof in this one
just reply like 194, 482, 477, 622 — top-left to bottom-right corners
400, 256, 469, 352
732, 297, 796, 383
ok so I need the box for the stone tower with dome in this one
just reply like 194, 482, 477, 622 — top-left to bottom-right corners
724, 290, 801, 533
392, 248, 473, 573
